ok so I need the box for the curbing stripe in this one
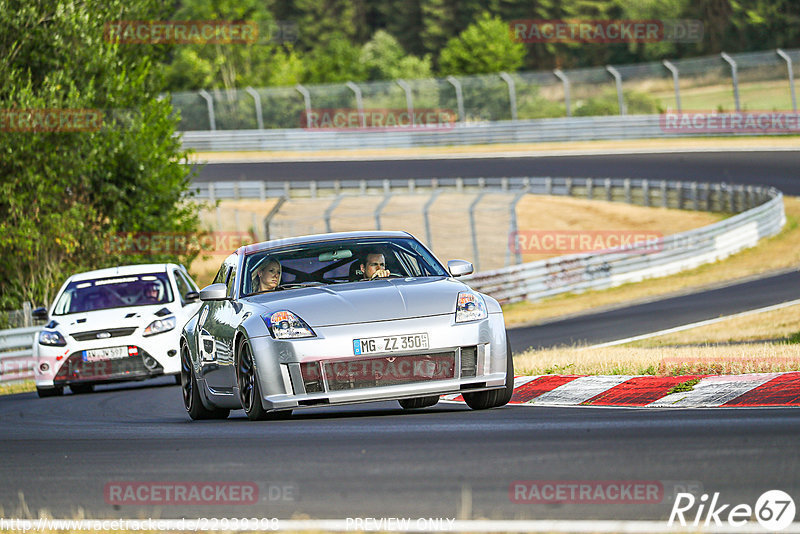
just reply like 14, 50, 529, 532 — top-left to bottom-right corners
510, 375, 583, 404
584, 375, 707, 406
647, 373, 784, 407
528, 375, 635, 406
724, 371, 800, 406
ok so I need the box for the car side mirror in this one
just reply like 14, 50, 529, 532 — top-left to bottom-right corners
447, 259, 474, 277
32, 307, 49, 320
199, 283, 228, 301
184, 291, 200, 303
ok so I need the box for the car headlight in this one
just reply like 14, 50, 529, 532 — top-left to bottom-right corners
264, 311, 316, 339
38, 330, 67, 347
143, 316, 176, 337
455, 291, 487, 323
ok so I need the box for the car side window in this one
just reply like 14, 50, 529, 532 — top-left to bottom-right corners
212, 264, 227, 285
226, 267, 236, 298
173, 270, 196, 305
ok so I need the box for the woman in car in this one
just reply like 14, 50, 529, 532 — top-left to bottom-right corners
251, 258, 282, 293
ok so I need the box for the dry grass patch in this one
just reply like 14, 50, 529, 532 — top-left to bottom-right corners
628, 303, 800, 347
0, 380, 35, 396
514, 343, 800, 376
504, 196, 800, 327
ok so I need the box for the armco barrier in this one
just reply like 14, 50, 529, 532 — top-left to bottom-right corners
181, 115, 686, 151
464, 185, 784, 304
0, 326, 38, 383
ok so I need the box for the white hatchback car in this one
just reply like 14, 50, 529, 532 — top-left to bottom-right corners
33, 264, 201, 397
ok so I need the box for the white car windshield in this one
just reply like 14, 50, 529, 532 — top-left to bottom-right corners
52, 273, 174, 315
242, 237, 448, 296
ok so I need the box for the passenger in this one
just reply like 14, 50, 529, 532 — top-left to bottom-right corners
360, 250, 391, 280
252, 258, 281, 292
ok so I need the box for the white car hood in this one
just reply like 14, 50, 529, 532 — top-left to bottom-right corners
53, 304, 175, 334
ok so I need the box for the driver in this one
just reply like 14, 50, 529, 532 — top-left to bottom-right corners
252, 257, 281, 292
142, 282, 161, 303
360, 251, 391, 280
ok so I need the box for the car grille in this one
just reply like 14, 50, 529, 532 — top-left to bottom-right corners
70, 327, 137, 341
54, 347, 161, 383
460, 346, 477, 378
299, 352, 456, 393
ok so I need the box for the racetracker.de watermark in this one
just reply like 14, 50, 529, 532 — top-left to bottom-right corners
661, 111, 800, 134
103, 20, 298, 45
104, 481, 258, 505
510, 19, 703, 43
0, 109, 103, 132
106, 231, 255, 256
509, 230, 663, 255
300, 108, 457, 131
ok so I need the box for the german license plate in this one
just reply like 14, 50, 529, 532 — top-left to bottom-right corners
83, 346, 128, 362
353, 333, 429, 355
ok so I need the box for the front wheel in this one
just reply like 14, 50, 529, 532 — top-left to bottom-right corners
237, 339, 292, 421
399, 396, 440, 410
36, 386, 64, 398
463, 336, 514, 410
181, 343, 229, 420
70, 383, 94, 394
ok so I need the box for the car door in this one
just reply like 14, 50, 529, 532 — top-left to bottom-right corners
203, 254, 240, 393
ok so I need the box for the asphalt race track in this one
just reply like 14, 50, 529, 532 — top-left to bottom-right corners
1, 377, 800, 521
1, 150, 798, 524
508, 270, 800, 352
192, 151, 800, 195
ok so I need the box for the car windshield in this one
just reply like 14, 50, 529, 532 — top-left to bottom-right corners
52, 273, 174, 315
241, 237, 447, 296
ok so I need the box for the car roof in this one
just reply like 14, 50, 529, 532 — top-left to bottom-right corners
66, 263, 182, 282
240, 231, 413, 255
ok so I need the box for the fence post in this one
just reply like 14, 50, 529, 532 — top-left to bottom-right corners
263, 196, 287, 241
553, 69, 571, 117
661, 180, 668, 208
396, 79, 415, 124
295, 84, 312, 127
720, 52, 741, 112
605, 65, 626, 115
469, 193, 486, 271
499, 72, 518, 121
423, 189, 442, 248
259, 181, 266, 202
245, 87, 264, 130
508, 187, 530, 266
623, 178, 631, 203
692, 182, 699, 210
346, 81, 366, 128
642, 179, 649, 207
324, 195, 344, 233
208, 183, 216, 204
777, 49, 798, 113
662, 60, 682, 112
586, 178, 593, 200
605, 178, 612, 201
198, 89, 216, 131
446, 76, 465, 122
374, 194, 392, 230
565, 177, 573, 196
545, 177, 553, 195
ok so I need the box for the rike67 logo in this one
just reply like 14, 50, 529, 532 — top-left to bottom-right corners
669, 490, 796, 530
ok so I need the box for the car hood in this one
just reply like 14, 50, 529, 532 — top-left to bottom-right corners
51, 305, 175, 334
246, 277, 467, 327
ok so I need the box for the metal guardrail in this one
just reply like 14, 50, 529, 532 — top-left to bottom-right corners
0, 326, 38, 383
464, 183, 785, 304
180, 114, 691, 151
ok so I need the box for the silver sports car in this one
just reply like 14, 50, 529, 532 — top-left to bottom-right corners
180, 231, 513, 420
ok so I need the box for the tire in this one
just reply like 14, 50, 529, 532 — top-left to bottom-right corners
36, 386, 63, 398
398, 396, 440, 410
181, 343, 229, 420
70, 384, 94, 394
237, 339, 292, 421
463, 336, 514, 410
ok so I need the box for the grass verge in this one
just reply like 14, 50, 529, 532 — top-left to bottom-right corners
0, 380, 35, 395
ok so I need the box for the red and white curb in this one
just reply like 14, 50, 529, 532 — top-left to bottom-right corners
443, 372, 800, 407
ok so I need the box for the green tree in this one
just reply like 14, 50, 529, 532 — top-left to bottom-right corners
303, 32, 367, 83
0, 0, 198, 309
360, 30, 432, 81
438, 12, 525, 76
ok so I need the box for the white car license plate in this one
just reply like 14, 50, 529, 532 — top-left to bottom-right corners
83, 346, 128, 362
353, 333, 429, 355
